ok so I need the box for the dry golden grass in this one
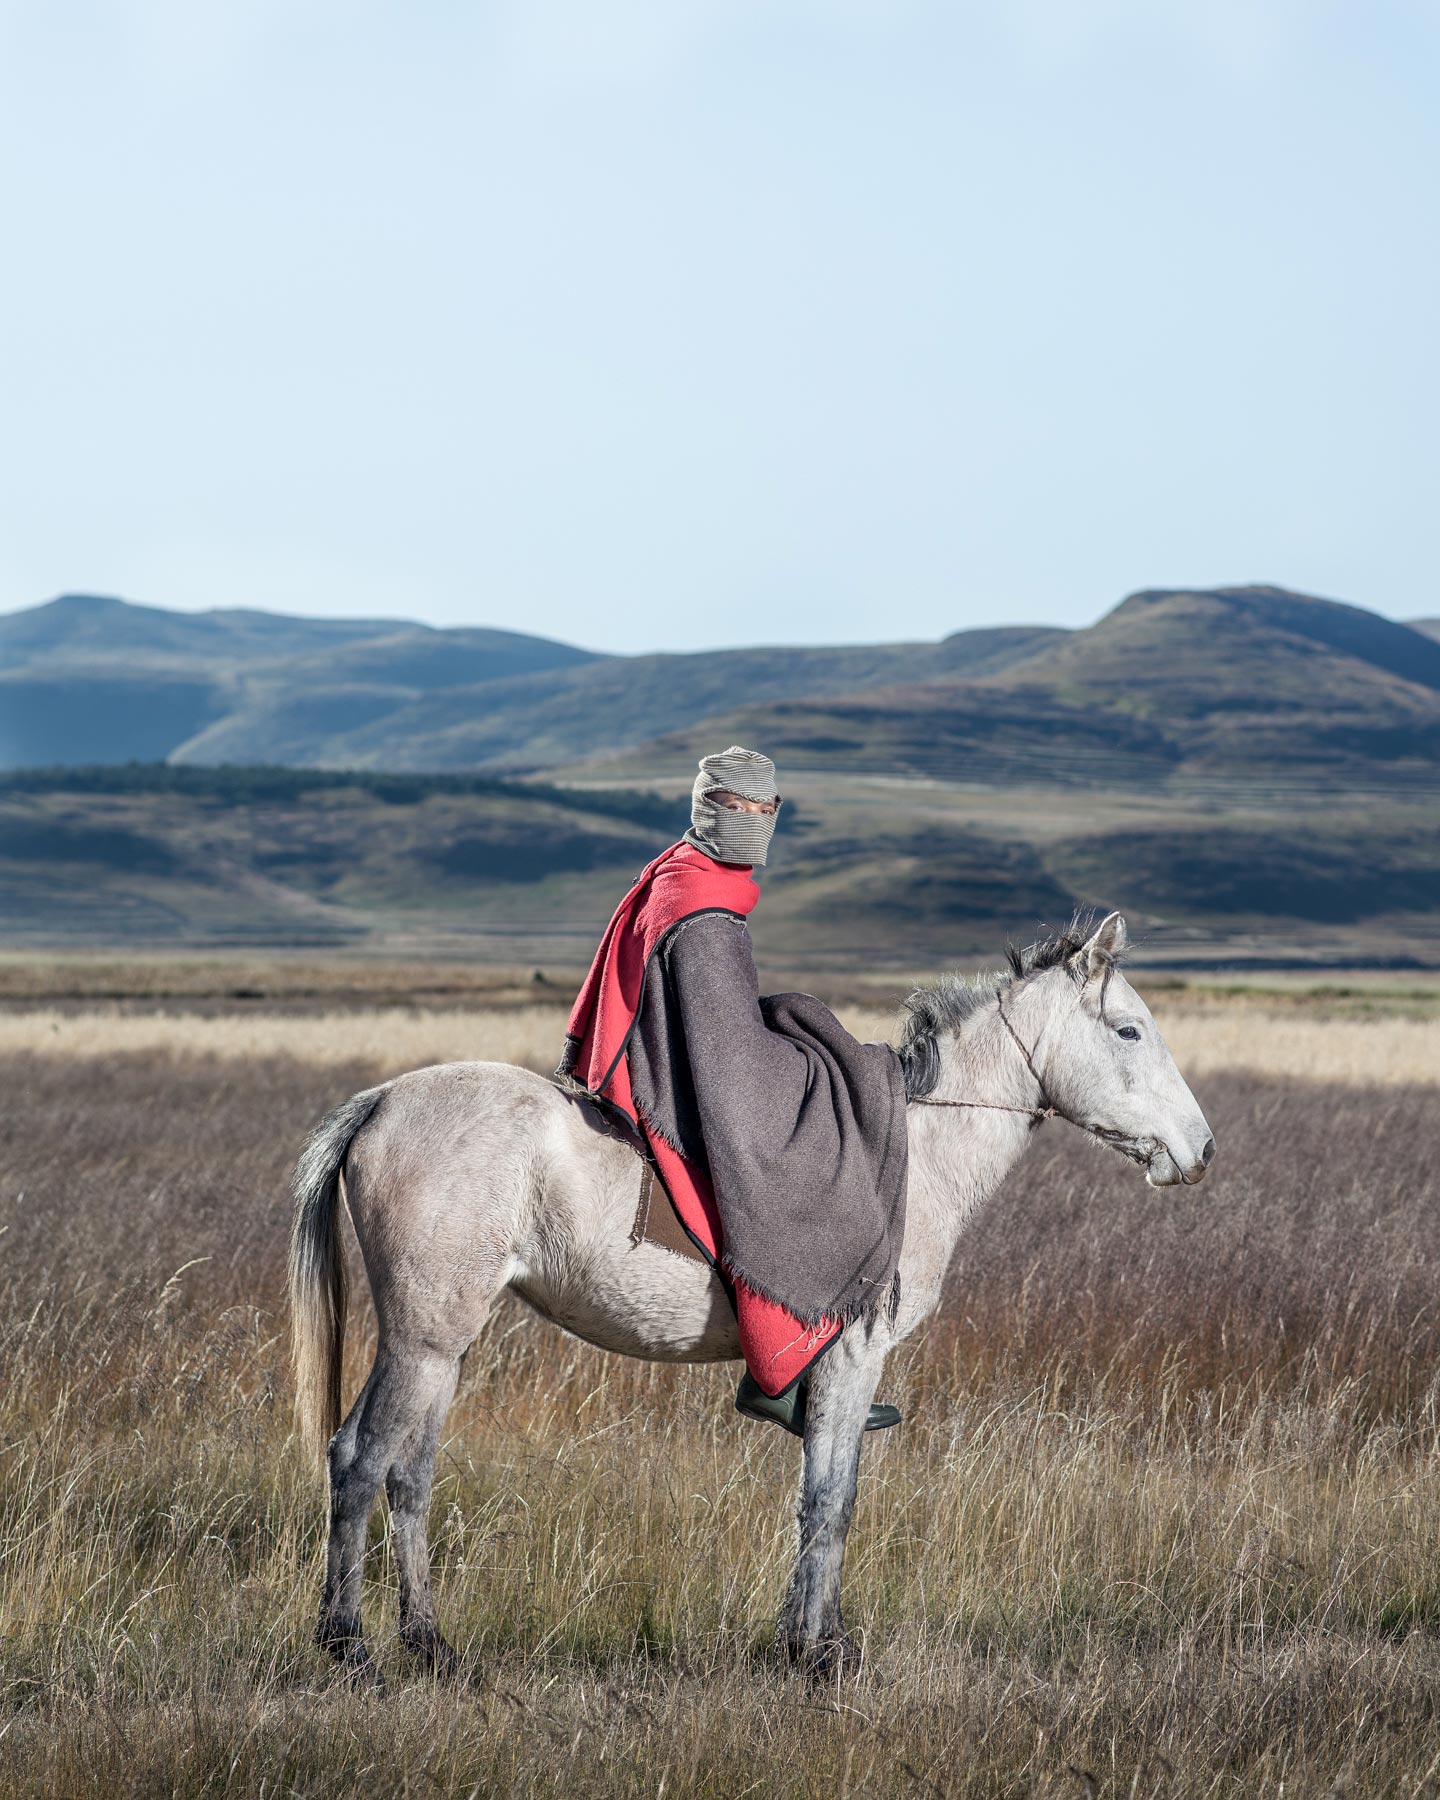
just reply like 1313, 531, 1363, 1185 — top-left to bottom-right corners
3, 1013, 1440, 1796
1157, 1007, 1440, 1088
5, 997, 1439, 1089
1, 1002, 572, 1072
0, 950, 569, 1006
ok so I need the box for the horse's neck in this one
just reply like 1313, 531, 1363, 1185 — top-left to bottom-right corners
905, 1000, 1044, 1258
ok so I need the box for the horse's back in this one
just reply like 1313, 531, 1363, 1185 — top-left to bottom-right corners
339, 1062, 577, 1340
342, 1057, 739, 1365
361, 1056, 568, 1153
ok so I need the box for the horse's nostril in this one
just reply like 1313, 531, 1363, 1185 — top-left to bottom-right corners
1200, 1136, 1216, 1167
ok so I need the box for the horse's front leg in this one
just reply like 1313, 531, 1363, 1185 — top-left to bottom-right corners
777, 1324, 888, 1679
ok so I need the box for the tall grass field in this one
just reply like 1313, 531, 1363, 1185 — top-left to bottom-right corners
2, 981, 1439, 1797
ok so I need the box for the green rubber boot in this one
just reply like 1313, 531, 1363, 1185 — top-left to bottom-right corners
735, 1373, 902, 1437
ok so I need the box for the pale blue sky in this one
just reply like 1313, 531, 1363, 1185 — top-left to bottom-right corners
1, 1, 1435, 652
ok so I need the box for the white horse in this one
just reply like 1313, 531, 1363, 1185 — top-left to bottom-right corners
289, 912, 1213, 1684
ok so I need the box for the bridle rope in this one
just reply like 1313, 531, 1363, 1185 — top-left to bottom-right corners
918, 979, 1144, 1159
910, 965, 1150, 1168
911, 986, 1061, 1124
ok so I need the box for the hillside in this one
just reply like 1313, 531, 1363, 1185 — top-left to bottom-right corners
3, 585, 1437, 786
1, 763, 1435, 967
0, 591, 600, 678
0, 766, 671, 950
252, 626, 1058, 772
0, 592, 1062, 772
2, 585, 1436, 962
0, 593, 602, 768
598, 587, 1440, 788
1027, 586, 1440, 697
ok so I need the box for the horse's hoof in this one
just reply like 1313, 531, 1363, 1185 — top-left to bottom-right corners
347, 1652, 386, 1693
327, 1644, 384, 1692
316, 1620, 385, 1692
401, 1630, 463, 1683
784, 1631, 862, 1685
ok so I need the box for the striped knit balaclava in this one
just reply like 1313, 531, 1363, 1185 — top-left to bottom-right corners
683, 746, 780, 867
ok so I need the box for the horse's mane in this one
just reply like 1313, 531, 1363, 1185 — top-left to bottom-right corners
896, 912, 1115, 1102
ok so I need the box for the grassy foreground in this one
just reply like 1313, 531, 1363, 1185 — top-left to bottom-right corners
2, 1011, 1440, 1796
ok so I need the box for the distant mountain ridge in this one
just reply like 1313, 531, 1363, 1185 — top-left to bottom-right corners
0, 591, 419, 663
0, 591, 599, 672
0, 592, 1062, 771
623, 584, 1440, 786
1009, 586, 1440, 712
4, 587, 1438, 960
0, 592, 609, 769
1, 585, 1437, 785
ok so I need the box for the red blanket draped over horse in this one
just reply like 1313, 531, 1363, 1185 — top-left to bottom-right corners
561, 839, 841, 1396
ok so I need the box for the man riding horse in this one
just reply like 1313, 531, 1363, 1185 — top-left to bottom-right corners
558, 746, 907, 1434
293, 760, 1213, 1675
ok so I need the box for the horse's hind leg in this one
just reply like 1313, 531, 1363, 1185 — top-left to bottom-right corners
318, 1344, 456, 1686
386, 1358, 462, 1676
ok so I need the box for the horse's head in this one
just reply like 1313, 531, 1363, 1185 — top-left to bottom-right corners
1014, 912, 1215, 1187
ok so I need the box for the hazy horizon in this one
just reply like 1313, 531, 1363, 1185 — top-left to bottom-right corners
6, 578, 1432, 657
4, 583, 1066, 651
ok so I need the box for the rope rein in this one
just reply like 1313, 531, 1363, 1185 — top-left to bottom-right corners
911, 964, 1151, 1169
911, 986, 1063, 1126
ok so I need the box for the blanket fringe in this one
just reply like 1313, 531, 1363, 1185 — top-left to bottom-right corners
717, 1250, 896, 1332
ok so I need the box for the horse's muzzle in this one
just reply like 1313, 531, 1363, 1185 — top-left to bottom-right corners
1148, 1135, 1215, 1187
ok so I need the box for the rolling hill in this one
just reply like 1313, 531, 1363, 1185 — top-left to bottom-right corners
3, 585, 1437, 788
0, 592, 1062, 772
601, 586, 1440, 788
2, 584, 1437, 964
253, 626, 1058, 773
1, 761, 1434, 966
0, 593, 601, 768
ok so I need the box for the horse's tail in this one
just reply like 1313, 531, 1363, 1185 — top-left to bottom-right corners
288, 1085, 387, 1462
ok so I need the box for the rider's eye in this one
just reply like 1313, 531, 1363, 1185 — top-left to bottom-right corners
1116, 1025, 1142, 1042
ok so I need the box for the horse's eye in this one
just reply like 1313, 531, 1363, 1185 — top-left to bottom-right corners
1116, 1025, 1142, 1042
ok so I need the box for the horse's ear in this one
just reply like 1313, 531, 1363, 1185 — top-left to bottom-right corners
1079, 911, 1127, 980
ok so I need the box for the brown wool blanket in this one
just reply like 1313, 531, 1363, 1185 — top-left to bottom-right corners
626, 912, 907, 1327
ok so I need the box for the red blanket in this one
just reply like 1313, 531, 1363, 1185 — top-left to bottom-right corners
563, 840, 841, 1396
